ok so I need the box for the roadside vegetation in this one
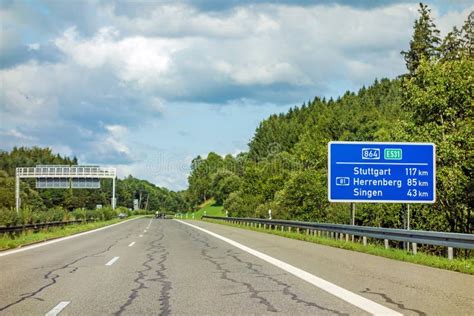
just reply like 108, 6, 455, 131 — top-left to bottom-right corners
0, 148, 189, 214
185, 5, 473, 241
180, 199, 225, 219
203, 218, 474, 275
0, 205, 145, 227
0, 206, 152, 250
0, 217, 137, 250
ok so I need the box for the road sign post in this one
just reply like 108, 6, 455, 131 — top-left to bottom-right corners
328, 142, 436, 203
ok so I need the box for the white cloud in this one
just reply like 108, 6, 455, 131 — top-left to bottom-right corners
46, 3, 428, 96
1, 1, 472, 189
101, 124, 131, 156
435, 6, 474, 35
215, 60, 310, 85
105, 124, 128, 137
50, 144, 74, 158
54, 26, 187, 90
27, 43, 40, 51
0, 129, 36, 141
104, 3, 280, 38
0, 61, 62, 125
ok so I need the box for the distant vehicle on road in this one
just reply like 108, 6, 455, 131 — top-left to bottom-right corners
155, 212, 166, 219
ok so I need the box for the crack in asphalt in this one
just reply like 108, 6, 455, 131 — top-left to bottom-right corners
183, 225, 349, 315
361, 287, 426, 316
155, 245, 172, 315
183, 229, 276, 311
227, 250, 348, 316
69, 267, 79, 274
0, 232, 132, 312
185, 228, 279, 312
114, 222, 172, 316
202, 247, 278, 312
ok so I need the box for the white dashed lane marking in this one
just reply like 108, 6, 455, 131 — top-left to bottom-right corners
105, 256, 119, 266
45, 301, 70, 316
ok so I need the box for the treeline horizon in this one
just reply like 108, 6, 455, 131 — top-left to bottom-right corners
0, 147, 189, 214
186, 4, 473, 234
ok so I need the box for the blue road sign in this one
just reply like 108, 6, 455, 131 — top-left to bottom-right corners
328, 142, 436, 203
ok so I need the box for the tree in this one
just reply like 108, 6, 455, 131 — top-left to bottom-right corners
0, 171, 15, 209
0, 148, 186, 214
461, 11, 474, 58
440, 27, 464, 62
211, 170, 242, 205
401, 3, 441, 75
401, 57, 473, 233
187, 153, 224, 206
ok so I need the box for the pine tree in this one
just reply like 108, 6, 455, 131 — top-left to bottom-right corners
401, 3, 441, 75
440, 27, 464, 61
461, 11, 473, 58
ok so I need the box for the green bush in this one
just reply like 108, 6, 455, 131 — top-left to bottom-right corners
102, 207, 117, 220
131, 209, 153, 215
0, 206, 128, 227
86, 209, 98, 220
115, 206, 131, 217
0, 207, 18, 227
72, 208, 87, 221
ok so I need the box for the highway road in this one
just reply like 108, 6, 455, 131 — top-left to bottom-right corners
0, 218, 473, 315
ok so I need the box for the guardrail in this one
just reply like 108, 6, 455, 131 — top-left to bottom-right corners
202, 216, 474, 259
0, 220, 95, 234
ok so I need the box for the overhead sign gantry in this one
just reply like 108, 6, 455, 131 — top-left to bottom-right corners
15, 165, 117, 213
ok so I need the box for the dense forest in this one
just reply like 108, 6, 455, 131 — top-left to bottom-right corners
187, 4, 473, 234
0, 147, 189, 215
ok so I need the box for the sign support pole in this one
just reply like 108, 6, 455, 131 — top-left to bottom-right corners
112, 176, 116, 210
15, 174, 20, 214
351, 203, 355, 225
407, 204, 410, 231
406, 204, 411, 251
350, 203, 355, 242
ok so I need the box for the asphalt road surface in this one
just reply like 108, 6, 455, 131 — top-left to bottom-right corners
0, 218, 473, 315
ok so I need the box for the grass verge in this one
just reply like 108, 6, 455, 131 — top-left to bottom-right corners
0, 216, 140, 251
203, 218, 474, 275
183, 199, 225, 219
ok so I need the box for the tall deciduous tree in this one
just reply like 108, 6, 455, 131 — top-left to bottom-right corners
401, 57, 473, 232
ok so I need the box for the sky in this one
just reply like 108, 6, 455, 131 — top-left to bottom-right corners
0, 0, 472, 190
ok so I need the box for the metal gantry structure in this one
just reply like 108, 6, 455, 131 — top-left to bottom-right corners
15, 165, 117, 213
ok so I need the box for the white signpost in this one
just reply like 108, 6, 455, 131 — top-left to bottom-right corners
15, 165, 117, 213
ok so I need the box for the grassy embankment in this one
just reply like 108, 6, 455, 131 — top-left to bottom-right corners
0, 216, 141, 251
182, 199, 225, 219
201, 218, 474, 275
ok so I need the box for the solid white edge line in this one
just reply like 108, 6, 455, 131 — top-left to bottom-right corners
105, 256, 120, 266
128, 242, 136, 247
175, 220, 401, 316
45, 301, 70, 316
0, 217, 144, 257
